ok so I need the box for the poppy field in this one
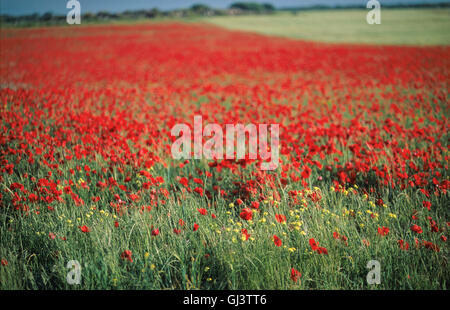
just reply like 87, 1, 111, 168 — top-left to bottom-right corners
0, 20, 449, 290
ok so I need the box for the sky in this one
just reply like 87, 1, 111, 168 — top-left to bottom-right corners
0, 0, 448, 16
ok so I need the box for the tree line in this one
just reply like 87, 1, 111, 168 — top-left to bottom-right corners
0, 2, 275, 26
1, 1, 449, 26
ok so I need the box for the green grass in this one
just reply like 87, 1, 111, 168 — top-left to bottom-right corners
205, 8, 450, 45
0, 140, 448, 289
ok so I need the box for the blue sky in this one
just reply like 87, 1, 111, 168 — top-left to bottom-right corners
0, 0, 448, 16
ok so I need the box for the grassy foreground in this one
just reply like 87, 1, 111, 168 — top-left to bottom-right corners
205, 8, 450, 45
1, 166, 448, 289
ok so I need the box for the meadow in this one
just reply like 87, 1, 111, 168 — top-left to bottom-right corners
206, 8, 450, 45
0, 9, 449, 290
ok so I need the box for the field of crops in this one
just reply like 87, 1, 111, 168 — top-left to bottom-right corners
0, 13, 449, 289
206, 8, 450, 45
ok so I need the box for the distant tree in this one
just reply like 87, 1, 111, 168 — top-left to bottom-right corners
230, 2, 257, 11
23, 13, 39, 22
96, 11, 113, 19
40, 12, 53, 21
191, 3, 211, 13
229, 2, 274, 12
83, 12, 94, 20
262, 3, 275, 11
145, 8, 161, 18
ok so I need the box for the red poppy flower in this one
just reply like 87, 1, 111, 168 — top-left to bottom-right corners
422, 241, 440, 252
410, 224, 423, 234
241, 228, 250, 241
316, 247, 328, 255
290, 268, 302, 283
308, 191, 322, 202
377, 226, 389, 236
273, 235, 282, 247
309, 238, 318, 251
239, 208, 253, 221
193, 187, 203, 196
151, 228, 160, 236
128, 193, 139, 202
430, 220, 439, 233
309, 238, 328, 254
197, 208, 207, 215
120, 250, 133, 262
80, 225, 90, 233
251, 201, 260, 209
193, 178, 203, 185
178, 177, 189, 187
398, 239, 409, 250
193, 223, 199, 231
301, 166, 311, 179
422, 201, 431, 211
275, 214, 286, 223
